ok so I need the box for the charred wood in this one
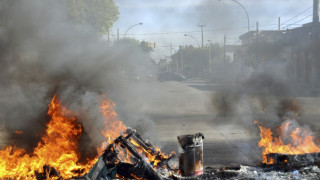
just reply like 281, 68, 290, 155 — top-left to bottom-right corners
264, 153, 320, 170
114, 135, 163, 180
35, 165, 61, 180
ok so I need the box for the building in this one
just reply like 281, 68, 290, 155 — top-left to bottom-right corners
238, 0, 320, 91
158, 58, 171, 72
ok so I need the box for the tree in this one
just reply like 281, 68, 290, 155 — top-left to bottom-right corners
171, 44, 224, 78
67, 0, 119, 35
139, 41, 153, 53
114, 38, 153, 53
112, 38, 156, 75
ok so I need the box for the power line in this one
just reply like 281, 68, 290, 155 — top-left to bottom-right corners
273, 6, 313, 30
281, 6, 313, 26
283, 14, 313, 29
117, 23, 277, 37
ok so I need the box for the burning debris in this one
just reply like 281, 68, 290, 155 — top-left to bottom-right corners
1, 94, 320, 180
265, 153, 320, 169
0, 95, 93, 179
255, 119, 320, 166
0, 95, 178, 179
82, 128, 175, 180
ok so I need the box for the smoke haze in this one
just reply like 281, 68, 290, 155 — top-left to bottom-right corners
0, 0, 158, 157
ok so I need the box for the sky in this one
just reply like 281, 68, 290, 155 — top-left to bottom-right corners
112, 0, 314, 60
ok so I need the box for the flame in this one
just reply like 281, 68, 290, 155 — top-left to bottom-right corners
14, 130, 23, 134
0, 94, 174, 179
129, 138, 175, 167
255, 120, 320, 164
98, 95, 174, 167
0, 95, 94, 179
99, 95, 126, 143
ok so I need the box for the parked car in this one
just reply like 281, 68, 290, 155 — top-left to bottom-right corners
158, 72, 186, 82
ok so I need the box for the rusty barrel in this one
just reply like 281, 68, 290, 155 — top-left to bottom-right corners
177, 133, 204, 176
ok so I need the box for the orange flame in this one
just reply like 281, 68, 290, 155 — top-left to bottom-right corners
0, 95, 93, 179
14, 130, 23, 134
98, 95, 174, 167
0, 94, 173, 179
255, 120, 320, 164
99, 95, 126, 143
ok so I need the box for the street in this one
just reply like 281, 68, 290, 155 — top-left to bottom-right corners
121, 80, 260, 167
122, 79, 320, 167
2, 1, 320, 179
1, 79, 320, 168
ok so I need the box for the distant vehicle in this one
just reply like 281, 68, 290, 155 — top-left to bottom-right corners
158, 72, 186, 82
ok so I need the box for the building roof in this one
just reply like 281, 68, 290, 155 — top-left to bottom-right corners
225, 45, 241, 52
239, 30, 286, 40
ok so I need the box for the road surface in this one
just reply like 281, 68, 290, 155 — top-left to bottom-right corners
1, 79, 320, 168
125, 79, 320, 167
124, 80, 261, 167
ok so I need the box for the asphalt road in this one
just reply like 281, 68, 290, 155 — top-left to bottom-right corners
1, 79, 320, 169
126, 79, 320, 167
125, 80, 261, 167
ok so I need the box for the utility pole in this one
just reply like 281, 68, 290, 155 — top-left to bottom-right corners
198, 25, 206, 48
180, 47, 184, 75
313, 0, 319, 24
256, 21, 259, 63
107, 30, 110, 46
278, 17, 281, 30
224, 35, 226, 64
256, 21, 259, 41
208, 40, 212, 78
117, 28, 119, 41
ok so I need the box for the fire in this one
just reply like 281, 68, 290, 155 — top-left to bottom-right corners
130, 138, 176, 167
99, 95, 126, 144
0, 94, 173, 179
0, 95, 90, 179
255, 120, 320, 164
14, 130, 23, 134
98, 95, 174, 167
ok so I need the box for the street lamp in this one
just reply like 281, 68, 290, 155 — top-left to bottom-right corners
184, 34, 200, 47
219, 0, 250, 32
207, 40, 212, 77
124, 22, 143, 37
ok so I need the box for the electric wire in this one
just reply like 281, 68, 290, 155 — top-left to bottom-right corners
115, 24, 277, 37
283, 14, 313, 29
281, 6, 313, 26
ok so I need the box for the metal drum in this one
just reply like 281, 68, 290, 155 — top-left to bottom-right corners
177, 133, 204, 176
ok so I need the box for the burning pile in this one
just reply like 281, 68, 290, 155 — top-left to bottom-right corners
255, 119, 320, 167
88, 128, 175, 180
0, 95, 174, 179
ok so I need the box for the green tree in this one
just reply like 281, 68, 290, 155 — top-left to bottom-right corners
139, 41, 153, 53
114, 38, 153, 53
67, 0, 119, 35
171, 44, 224, 78
113, 38, 155, 74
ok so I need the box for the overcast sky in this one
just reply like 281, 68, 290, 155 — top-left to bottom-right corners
112, 0, 314, 60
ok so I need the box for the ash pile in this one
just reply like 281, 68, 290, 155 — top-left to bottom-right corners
197, 164, 320, 180
196, 153, 320, 180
